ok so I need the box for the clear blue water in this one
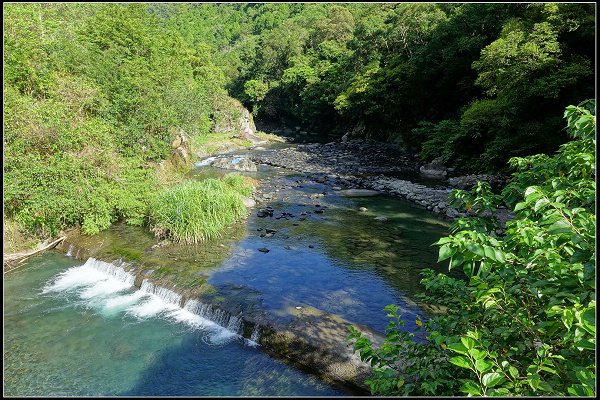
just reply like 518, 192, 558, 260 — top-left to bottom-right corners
209, 177, 451, 332
3, 253, 344, 396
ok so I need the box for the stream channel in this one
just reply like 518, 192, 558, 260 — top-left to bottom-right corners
4, 142, 452, 396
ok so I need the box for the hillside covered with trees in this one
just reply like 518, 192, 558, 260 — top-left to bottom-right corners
3, 4, 596, 397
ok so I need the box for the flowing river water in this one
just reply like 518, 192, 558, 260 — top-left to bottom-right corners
4, 143, 452, 396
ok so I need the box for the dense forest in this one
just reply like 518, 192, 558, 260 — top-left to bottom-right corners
4, 3, 594, 242
3, 3, 596, 397
155, 3, 595, 170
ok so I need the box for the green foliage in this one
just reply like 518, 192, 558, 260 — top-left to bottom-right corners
148, 176, 252, 244
3, 3, 245, 242
348, 103, 596, 396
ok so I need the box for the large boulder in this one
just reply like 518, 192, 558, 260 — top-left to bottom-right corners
211, 155, 257, 172
213, 97, 264, 144
420, 157, 447, 179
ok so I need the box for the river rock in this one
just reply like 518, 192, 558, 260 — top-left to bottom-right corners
212, 156, 257, 172
374, 216, 388, 222
241, 196, 256, 208
258, 247, 270, 253
358, 207, 368, 212
419, 157, 447, 179
257, 209, 273, 218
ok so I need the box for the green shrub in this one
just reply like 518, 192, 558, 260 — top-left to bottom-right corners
348, 102, 596, 396
148, 177, 252, 243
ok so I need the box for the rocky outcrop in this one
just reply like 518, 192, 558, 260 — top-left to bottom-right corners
249, 139, 514, 225
213, 97, 264, 144
419, 157, 447, 179
211, 155, 257, 172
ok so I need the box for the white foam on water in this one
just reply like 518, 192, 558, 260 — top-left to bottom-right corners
195, 156, 217, 167
44, 257, 255, 346
101, 291, 149, 316
42, 264, 112, 294
203, 327, 239, 346
66, 244, 74, 257
126, 296, 179, 319
246, 325, 261, 347
80, 279, 132, 300
140, 280, 181, 306
165, 308, 216, 330
104, 290, 148, 310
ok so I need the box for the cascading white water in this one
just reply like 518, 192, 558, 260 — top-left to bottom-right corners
43, 257, 256, 345
66, 244, 74, 257
250, 325, 261, 343
140, 280, 182, 306
183, 299, 244, 335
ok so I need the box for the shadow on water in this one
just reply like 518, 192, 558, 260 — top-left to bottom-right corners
120, 330, 344, 397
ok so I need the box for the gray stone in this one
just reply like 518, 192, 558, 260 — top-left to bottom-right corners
374, 216, 388, 222
241, 196, 256, 208
212, 155, 257, 172
446, 208, 460, 218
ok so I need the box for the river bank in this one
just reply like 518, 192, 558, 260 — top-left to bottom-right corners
249, 138, 513, 224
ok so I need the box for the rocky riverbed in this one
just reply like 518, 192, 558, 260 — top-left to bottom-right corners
249, 139, 513, 225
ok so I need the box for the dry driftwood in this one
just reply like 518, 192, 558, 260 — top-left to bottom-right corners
4, 236, 66, 272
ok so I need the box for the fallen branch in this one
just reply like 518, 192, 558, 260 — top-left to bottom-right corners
4, 236, 66, 272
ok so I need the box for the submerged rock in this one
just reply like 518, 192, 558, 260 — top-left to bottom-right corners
258, 247, 270, 253
337, 189, 380, 197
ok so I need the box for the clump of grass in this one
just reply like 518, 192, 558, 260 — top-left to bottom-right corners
148, 177, 252, 244
222, 173, 257, 197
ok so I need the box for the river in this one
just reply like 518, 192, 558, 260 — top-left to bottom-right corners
4, 144, 452, 396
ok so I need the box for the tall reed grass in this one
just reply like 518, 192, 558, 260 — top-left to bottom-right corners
149, 175, 253, 243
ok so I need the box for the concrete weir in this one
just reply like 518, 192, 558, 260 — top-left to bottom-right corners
55, 238, 382, 394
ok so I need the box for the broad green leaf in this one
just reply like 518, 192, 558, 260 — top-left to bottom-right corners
580, 308, 595, 335
461, 336, 476, 350
475, 358, 493, 373
449, 355, 471, 369
447, 342, 469, 355
534, 197, 549, 212
438, 244, 455, 262
483, 245, 496, 261
548, 220, 571, 235
461, 380, 481, 395
482, 372, 504, 388
574, 339, 595, 350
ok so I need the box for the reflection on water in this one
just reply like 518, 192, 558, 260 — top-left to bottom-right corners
207, 175, 452, 331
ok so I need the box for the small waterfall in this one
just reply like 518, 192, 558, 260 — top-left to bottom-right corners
140, 280, 182, 306
183, 299, 245, 336
45, 257, 259, 345
86, 258, 136, 286
42, 257, 135, 302
250, 325, 261, 343
66, 244, 74, 257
